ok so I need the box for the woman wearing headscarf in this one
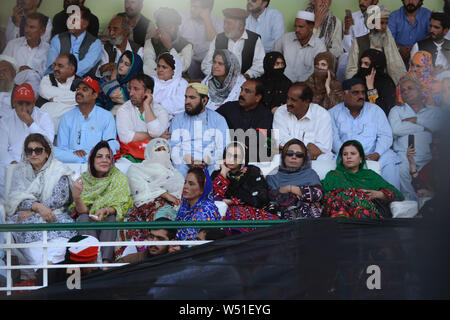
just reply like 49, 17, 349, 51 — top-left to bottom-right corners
176, 167, 221, 240
353, 48, 397, 115
321, 140, 404, 219
98, 50, 144, 113
152, 52, 189, 120
5, 133, 76, 267
256, 51, 292, 114
201, 49, 246, 111
397, 51, 442, 107
266, 139, 323, 219
70, 141, 134, 263
305, 51, 343, 110
211, 142, 277, 235
115, 138, 184, 257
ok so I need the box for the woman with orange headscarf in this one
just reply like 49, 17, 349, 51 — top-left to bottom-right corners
397, 51, 442, 106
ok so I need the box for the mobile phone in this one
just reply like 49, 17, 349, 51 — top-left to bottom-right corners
345, 9, 352, 17
408, 134, 415, 148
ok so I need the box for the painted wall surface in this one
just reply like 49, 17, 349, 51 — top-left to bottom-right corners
0, 0, 444, 34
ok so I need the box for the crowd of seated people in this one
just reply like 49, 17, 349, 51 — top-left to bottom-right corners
0, 0, 449, 283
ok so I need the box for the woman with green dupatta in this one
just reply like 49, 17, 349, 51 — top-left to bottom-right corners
70, 141, 134, 263
321, 140, 404, 219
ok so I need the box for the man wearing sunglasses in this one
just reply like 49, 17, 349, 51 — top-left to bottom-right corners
0, 83, 54, 164
273, 82, 333, 161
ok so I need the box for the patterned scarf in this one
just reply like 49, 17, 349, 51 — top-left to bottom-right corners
306, 2, 337, 49
205, 49, 241, 104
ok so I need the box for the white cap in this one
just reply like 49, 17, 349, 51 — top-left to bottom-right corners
296, 11, 315, 22
0, 55, 19, 73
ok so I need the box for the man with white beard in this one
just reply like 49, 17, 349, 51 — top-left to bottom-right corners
97, 14, 143, 78
0, 55, 18, 120
346, 5, 406, 84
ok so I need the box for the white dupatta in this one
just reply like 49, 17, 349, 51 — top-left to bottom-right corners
126, 138, 184, 208
3, 138, 74, 217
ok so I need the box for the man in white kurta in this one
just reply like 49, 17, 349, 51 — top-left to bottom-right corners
40, 53, 78, 131
116, 75, 170, 144
0, 56, 18, 121
3, 13, 50, 77
273, 83, 333, 160
388, 77, 443, 200
272, 11, 327, 82
0, 83, 55, 163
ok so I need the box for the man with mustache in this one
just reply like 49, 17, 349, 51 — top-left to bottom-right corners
97, 14, 143, 78
346, 5, 406, 84
3, 12, 49, 76
329, 78, 400, 189
216, 79, 273, 163
411, 12, 450, 72
0, 83, 54, 164
388, 0, 432, 66
39, 53, 78, 131
54, 76, 119, 163
337, 0, 379, 81
6, 0, 52, 44
272, 11, 326, 83
169, 83, 229, 177
273, 82, 333, 160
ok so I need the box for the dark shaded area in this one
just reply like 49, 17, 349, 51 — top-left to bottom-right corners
3, 216, 448, 300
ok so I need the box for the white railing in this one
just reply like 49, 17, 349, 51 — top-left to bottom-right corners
0, 230, 210, 296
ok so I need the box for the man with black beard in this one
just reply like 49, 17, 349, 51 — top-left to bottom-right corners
346, 6, 407, 84
217, 79, 273, 163
388, 0, 432, 66
169, 83, 229, 177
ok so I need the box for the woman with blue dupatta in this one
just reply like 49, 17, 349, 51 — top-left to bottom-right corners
176, 167, 221, 240
98, 50, 144, 113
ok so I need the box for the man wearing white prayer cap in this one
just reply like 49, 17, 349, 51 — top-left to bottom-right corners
272, 10, 327, 82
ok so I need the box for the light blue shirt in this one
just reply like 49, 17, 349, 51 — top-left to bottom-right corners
45, 31, 102, 77
329, 102, 397, 164
54, 105, 120, 163
388, 6, 431, 47
246, 7, 285, 53
169, 109, 230, 176
388, 103, 442, 159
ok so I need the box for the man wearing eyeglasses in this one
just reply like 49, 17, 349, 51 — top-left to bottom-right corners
0, 83, 54, 164
272, 82, 333, 161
